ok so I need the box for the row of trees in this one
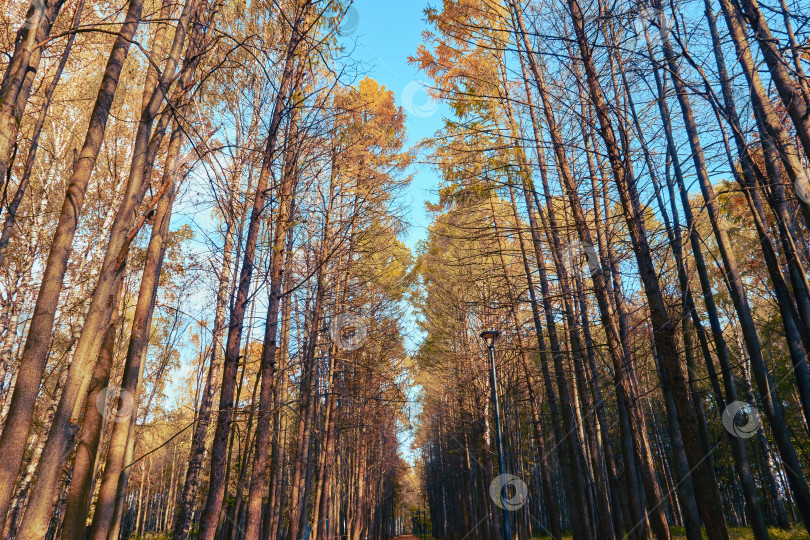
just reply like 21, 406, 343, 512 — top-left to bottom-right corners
0, 0, 415, 538
411, 0, 810, 538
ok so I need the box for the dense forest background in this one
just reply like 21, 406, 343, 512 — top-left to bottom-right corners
0, 0, 809, 539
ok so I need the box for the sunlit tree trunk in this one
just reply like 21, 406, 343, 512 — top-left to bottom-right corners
197, 6, 311, 537
89, 123, 183, 540
0, 0, 84, 269
266, 225, 296, 540
241, 107, 299, 538
61, 298, 122, 540
0, 0, 67, 194
14, 0, 200, 531
0, 0, 145, 525
172, 148, 247, 540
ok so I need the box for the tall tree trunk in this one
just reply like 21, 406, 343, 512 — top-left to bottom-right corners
0, 0, 83, 269
14, 1, 199, 532
309, 177, 343, 540
657, 6, 810, 438
0, 0, 145, 525
735, 0, 810, 167
288, 290, 323, 540
565, 0, 728, 536
644, 16, 770, 535
312, 345, 338, 540
499, 92, 610, 538
61, 299, 122, 540
172, 155, 244, 540
710, 0, 810, 529
0, 0, 67, 193
89, 120, 183, 540
715, 0, 810, 225
510, 6, 669, 537
196, 5, 311, 538
241, 124, 298, 537
266, 225, 296, 540
506, 185, 562, 540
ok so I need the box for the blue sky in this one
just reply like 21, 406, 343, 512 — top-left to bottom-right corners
338, 0, 445, 251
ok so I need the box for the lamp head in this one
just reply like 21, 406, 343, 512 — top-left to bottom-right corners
480, 329, 500, 348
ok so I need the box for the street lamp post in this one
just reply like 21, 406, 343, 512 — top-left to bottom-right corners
480, 330, 512, 540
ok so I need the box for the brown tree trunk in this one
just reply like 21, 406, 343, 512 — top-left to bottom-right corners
241, 121, 298, 538
172, 151, 245, 540
312, 346, 338, 540
644, 14, 771, 535
309, 177, 343, 540
658, 5, 810, 437
0, 0, 84, 269
736, 0, 810, 166
288, 291, 323, 540
510, 6, 669, 537
499, 93, 610, 537
0, 0, 145, 526
506, 185, 562, 540
13, 1, 199, 532
0, 0, 67, 192
196, 5, 311, 538
266, 225, 296, 540
88, 121, 183, 540
61, 300, 122, 540
565, 0, 728, 536
715, 0, 810, 225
